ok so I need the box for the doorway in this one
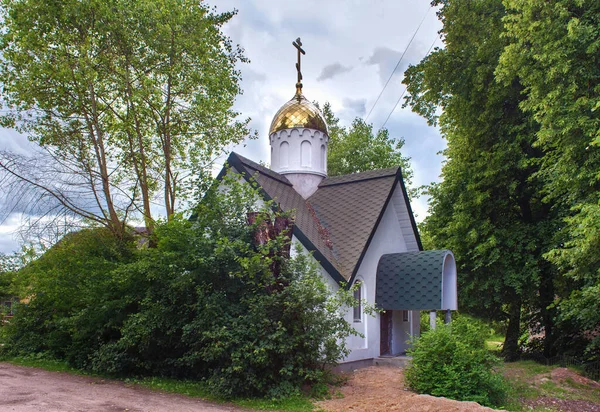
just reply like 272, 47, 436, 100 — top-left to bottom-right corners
380, 310, 392, 356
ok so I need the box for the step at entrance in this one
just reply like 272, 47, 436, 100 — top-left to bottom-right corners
373, 356, 411, 368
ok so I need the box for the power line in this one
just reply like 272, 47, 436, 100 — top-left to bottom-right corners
378, 36, 439, 131
364, 4, 433, 122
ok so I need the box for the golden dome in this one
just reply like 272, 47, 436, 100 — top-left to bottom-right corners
269, 89, 328, 135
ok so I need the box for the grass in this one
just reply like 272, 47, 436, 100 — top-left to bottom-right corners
235, 396, 315, 411
7, 355, 83, 374
3, 356, 315, 411
502, 360, 600, 411
133, 376, 315, 411
485, 333, 504, 352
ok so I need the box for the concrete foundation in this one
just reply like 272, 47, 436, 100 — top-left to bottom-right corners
332, 356, 411, 373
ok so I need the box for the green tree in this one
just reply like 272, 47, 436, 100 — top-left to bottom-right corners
319, 102, 413, 189
0, 0, 249, 237
0, 254, 16, 308
403, 0, 561, 358
497, 0, 600, 358
4, 228, 136, 358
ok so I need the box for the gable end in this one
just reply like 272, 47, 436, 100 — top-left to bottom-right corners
346, 167, 423, 288
216, 152, 346, 283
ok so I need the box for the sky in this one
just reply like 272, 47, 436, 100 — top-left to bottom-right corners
0, 0, 445, 254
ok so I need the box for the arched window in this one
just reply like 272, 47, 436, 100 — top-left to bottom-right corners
301, 140, 311, 167
321, 144, 326, 170
280, 141, 289, 168
353, 281, 362, 322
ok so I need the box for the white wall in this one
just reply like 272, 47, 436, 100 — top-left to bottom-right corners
289, 235, 339, 292
269, 128, 328, 177
218, 167, 266, 210
343, 186, 413, 362
392, 311, 410, 354
442, 252, 458, 310
282, 173, 324, 199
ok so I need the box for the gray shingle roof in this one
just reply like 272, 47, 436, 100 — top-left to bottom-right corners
309, 173, 398, 278
318, 167, 398, 187
376, 250, 453, 310
224, 152, 420, 284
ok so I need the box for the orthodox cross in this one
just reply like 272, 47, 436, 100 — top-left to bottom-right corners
292, 38, 305, 90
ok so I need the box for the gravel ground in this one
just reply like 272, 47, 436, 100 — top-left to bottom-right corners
316, 366, 503, 412
521, 397, 600, 412
0, 362, 243, 412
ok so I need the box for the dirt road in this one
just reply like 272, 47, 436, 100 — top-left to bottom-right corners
316, 366, 500, 412
0, 362, 242, 412
0, 362, 502, 412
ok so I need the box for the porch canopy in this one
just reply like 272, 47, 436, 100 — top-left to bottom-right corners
375, 250, 457, 311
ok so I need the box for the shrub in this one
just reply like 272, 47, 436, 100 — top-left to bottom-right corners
2, 228, 135, 361
405, 316, 508, 407
2, 177, 359, 399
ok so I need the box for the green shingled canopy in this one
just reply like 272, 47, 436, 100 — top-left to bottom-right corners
376, 250, 457, 311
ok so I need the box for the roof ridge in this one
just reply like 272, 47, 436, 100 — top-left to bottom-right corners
231, 152, 293, 186
318, 167, 399, 188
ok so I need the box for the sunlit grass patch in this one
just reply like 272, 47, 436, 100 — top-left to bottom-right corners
7, 355, 80, 374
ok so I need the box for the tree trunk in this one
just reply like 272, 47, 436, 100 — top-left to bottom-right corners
539, 260, 556, 357
163, 29, 176, 219
86, 83, 124, 239
502, 299, 522, 361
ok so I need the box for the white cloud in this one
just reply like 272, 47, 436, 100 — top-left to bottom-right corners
317, 63, 353, 81
0, 213, 24, 254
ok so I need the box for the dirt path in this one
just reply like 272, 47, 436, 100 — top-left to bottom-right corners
0, 362, 243, 412
316, 366, 501, 412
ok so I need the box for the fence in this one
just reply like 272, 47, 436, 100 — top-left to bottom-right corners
584, 361, 600, 381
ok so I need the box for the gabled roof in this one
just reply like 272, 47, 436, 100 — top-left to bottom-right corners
220, 152, 422, 285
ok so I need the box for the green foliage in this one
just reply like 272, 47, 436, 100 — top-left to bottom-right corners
3, 228, 136, 359
405, 316, 508, 407
0, 255, 15, 303
406, 0, 600, 361
318, 102, 414, 193
2, 177, 358, 399
5, 354, 82, 374
497, 0, 600, 360
403, 0, 563, 359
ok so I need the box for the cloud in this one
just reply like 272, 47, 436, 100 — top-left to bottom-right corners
0, 128, 35, 154
317, 62, 352, 81
365, 46, 423, 85
337, 98, 367, 124
0, 212, 21, 253
342, 98, 367, 117
242, 68, 267, 84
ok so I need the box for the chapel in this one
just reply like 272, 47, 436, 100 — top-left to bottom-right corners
217, 38, 457, 367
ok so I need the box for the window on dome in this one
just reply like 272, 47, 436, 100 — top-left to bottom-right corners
301, 140, 311, 167
280, 141, 289, 168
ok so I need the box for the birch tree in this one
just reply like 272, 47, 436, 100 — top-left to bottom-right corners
0, 0, 250, 238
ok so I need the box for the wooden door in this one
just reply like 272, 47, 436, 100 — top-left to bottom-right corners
380, 310, 392, 356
